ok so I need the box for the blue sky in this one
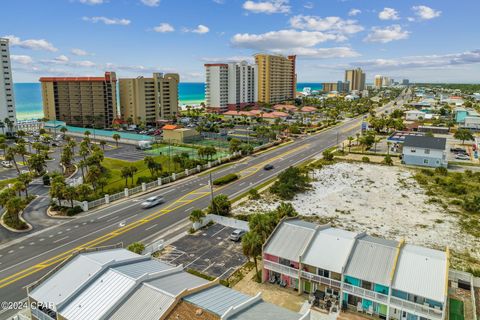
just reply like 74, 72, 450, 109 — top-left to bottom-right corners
2, 0, 479, 83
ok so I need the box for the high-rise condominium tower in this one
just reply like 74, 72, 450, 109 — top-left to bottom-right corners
205, 61, 257, 113
40, 72, 117, 128
119, 73, 179, 124
345, 68, 366, 92
0, 38, 16, 128
255, 54, 296, 104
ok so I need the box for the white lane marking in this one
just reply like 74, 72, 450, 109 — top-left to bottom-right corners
57, 231, 62, 235
66, 228, 71, 231
238, 182, 245, 186
8, 250, 13, 254
106, 216, 118, 223
145, 224, 158, 231
29, 242, 35, 245
39, 238, 44, 242
53, 236, 69, 244
19, 246, 24, 249
48, 235, 54, 238
184, 206, 194, 213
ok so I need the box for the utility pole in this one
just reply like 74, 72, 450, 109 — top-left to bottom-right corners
209, 172, 215, 213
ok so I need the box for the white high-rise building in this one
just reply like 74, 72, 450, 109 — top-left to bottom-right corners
0, 38, 16, 127
205, 61, 257, 112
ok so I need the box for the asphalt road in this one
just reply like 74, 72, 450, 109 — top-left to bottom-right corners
0, 92, 407, 319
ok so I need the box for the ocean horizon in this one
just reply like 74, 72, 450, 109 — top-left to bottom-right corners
13, 82, 323, 121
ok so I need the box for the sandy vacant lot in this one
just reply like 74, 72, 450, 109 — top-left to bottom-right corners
233, 162, 480, 261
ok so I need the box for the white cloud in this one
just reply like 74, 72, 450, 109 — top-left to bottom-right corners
79, 0, 104, 4
201, 56, 255, 63
54, 55, 70, 63
10, 55, 33, 65
232, 29, 340, 50
212, 0, 225, 3
3, 35, 57, 52
141, 0, 160, 7
412, 5, 441, 20
153, 23, 175, 33
379, 8, 400, 20
304, 2, 314, 9
348, 9, 361, 17
272, 47, 360, 59
73, 60, 96, 67
71, 48, 89, 56
364, 25, 410, 43
289, 15, 364, 36
242, 0, 290, 14
190, 25, 210, 34
352, 50, 480, 71
82, 16, 131, 26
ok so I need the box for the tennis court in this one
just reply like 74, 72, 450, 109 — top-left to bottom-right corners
449, 298, 465, 320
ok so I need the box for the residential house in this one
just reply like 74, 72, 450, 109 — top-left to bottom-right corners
262, 218, 449, 320
402, 135, 447, 168
405, 110, 426, 121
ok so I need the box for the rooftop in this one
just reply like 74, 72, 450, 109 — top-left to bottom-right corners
403, 135, 447, 150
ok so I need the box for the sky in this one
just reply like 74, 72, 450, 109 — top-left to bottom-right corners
2, 0, 480, 83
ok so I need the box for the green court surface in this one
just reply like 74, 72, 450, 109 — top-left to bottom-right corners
449, 298, 465, 320
146, 144, 229, 160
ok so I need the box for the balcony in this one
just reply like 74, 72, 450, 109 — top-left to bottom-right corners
342, 283, 389, 304
300, 270, 342, 288
263, 260, 299, 279
390, 297, 443, 320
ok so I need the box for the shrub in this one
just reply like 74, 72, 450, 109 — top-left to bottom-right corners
270, 167, 310, 200
127, 242, 145, 254
66, 206, 83, 216
136, 176, 157, 184
208, 194, 231, 216
248, 189, 260, 200
213, 173, 239, 186
361, 156, 370, 163
434, 167, 448, 176
383, 155, 393, 166
421, 168, 434, 176
322, 150, 334, 161
463, 195, 480, 213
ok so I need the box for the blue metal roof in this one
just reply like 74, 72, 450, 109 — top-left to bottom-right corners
184, 285, 250, 316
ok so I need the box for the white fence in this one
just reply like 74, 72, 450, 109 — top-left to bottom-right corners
85, 151, 246, 211
194, 214, 250, 231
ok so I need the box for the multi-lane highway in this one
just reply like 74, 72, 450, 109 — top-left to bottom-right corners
0, 92, 406, 319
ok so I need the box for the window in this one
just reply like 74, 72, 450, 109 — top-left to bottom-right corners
424, 149, 430, 154
423, 159, 429, 164
410, 148, 416, 153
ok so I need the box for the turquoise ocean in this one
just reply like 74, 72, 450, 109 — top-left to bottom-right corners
13, 82, 323, 121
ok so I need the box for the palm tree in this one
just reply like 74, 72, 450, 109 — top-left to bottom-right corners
5, 196, 25, 227
189, 209, 205, 224
0, 120, 4, 134
63, 186, 77, 208
67, 140, 77, 155
144, 156, 156, 176
121, 167, 131, 187
78, 159, 86, 181
355, 133, 360, 146
15, 143, 28, 164
99, 140, 106, 150
18, 173, 32, 198
112, 134, 121, 147
5, 147, 20, 174
242, 231, 262, 282
27, 153, 47, 175
347, 136, 354, 152
12, 181, 26, 197
60, 126, 68, 138
86, 165, 101, 191
129, 166, 138, 185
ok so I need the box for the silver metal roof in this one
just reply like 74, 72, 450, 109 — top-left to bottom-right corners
264, 220, 317, 262
30, 249, 138, 306
302, 228, 358, 274
392, 244, 447, 303
344, 235, 399, 286
184, 285, 250, 316
112, 259, 171, 279
59, 269, 135, 320
108, 284, 175, 320
146, 271, 209, 296
228, 301, 303, 320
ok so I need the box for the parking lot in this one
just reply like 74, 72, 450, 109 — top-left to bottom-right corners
157, 224, 247, 279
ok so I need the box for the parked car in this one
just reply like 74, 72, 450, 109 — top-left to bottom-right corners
21, 169, 30, 174
263, 164, 274, 170
229, 229, 246, 242
450, 147, 466, 153
141, 195, 165, 209
1, 161, 12, 168
455, 154, 471, 160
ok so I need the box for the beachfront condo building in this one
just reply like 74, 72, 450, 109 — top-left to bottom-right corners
322, 82, 338, 92
0, 38, 17, 126
119, 73, 179, 125
204, 61, 257, 113
345, 68, 366, 92
40, 72, 117, 128
255, 54, 296, 104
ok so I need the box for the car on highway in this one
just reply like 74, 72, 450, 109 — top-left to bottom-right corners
1, 161, 12, 168
229, 229, 246, 242
141, 195, 165, 209
455, 154, 471, 160
263, 164, 274, 170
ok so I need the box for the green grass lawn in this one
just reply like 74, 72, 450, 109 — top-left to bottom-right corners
101, 155, 181, 193
0, 177, 18, 190
449, 298, 464, 320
